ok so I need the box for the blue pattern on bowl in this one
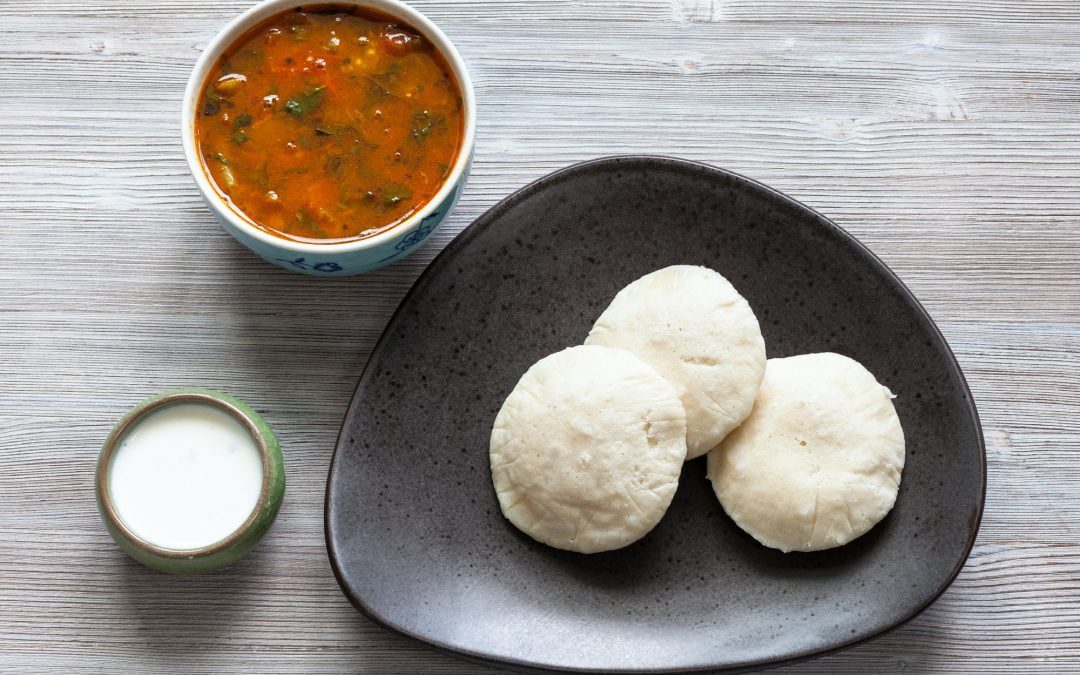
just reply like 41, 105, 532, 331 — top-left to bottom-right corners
208, 159, 469, 276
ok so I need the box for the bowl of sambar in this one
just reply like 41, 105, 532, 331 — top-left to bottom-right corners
182, 0, 475, 276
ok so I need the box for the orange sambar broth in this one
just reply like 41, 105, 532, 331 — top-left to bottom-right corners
195, 6, 464, 243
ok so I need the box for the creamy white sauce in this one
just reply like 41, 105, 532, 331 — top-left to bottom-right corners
109, 403, 263, 551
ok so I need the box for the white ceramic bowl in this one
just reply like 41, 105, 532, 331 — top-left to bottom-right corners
182, 0, 475, 276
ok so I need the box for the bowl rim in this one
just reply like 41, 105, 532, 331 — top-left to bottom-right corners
97, 390, 275, 559
180, 0, 477, 254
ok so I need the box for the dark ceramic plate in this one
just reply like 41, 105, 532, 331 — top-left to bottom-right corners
325, 157, 985, 673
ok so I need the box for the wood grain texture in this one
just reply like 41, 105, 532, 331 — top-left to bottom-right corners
1, 0, 1078, 671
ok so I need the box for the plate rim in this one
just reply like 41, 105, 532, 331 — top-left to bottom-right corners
324, 155, 987, 674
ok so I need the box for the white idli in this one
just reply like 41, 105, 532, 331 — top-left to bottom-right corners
707, 352, 905, 553
585, 265, 766, 459
489, 345, 687, 553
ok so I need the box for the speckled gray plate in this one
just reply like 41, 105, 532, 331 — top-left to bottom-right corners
325, 156, 985, 673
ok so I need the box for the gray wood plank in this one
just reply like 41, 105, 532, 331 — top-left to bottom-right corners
1, 0, 1078, 671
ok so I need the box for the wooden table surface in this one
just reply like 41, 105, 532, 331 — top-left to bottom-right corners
2, 0, 1078, 671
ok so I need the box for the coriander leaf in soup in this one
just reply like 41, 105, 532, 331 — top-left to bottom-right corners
254, 161, 269, 188
382, 183, 413, 208
410, 110, 446, 143
363, 63, 404, 102
294, 208, 327, 237
364, 75, 402, 102
235, 113, 253, 127
284, 85, 326, 117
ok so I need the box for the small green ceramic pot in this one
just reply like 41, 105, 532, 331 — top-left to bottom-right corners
96, 388, 285, 575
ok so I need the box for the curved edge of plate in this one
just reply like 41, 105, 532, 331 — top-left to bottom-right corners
324, 155, 988, 674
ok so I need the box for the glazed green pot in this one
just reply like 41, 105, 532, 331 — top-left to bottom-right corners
96, 388, 285, 575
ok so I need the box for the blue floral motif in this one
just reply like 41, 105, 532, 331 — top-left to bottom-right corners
394, 210, 442, 252
374, 180, 463, 264
276, 257, 343, 273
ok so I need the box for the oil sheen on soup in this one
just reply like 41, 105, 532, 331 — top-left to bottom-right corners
196, 6, 464, 242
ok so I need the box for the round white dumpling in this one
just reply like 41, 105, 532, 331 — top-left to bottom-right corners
490, 345, 687, 554
585, 265, 766, 459
708, 353, 906, 553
